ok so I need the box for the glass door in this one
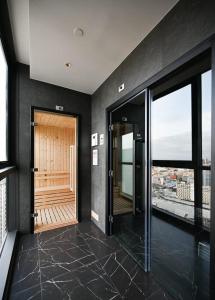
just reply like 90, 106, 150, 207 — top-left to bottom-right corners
151, 70, 212, 299
108, 89, 150, 271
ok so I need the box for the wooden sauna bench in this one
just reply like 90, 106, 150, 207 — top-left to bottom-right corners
35, 171, 70, 191
34, 188, 77, 232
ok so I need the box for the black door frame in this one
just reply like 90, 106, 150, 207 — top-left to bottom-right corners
106, 89, 151, 272
30, 106, 80, 233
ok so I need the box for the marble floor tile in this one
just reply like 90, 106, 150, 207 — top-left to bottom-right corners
9, 284, 42, 300
18, 233, 38, 252
10, 248, 40, 295
9, 221, 171, 300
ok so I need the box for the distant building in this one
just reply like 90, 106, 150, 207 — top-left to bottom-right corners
203, 186, 211, 205
176, 182, 194, 201
203, 171, 211, 186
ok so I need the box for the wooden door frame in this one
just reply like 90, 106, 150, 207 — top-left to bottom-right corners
30, 106, 80, 233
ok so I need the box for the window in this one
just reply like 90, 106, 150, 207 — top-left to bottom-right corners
121, 132, 133, 197
122, 132, 133, 162
202, 170, 211, 228
152, 68, 212, 229
202, 71, 211, 166
152, 85, 192, 161
0, 39, 9, 256
201, 70, 212, 229
0, 41, 8, 162
152, 167, 194, 222
0, 178, 7, 252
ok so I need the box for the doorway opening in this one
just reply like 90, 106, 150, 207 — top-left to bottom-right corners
32, 110, 78, 233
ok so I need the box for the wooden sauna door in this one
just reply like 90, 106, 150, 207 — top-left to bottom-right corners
32, 109, 78, 233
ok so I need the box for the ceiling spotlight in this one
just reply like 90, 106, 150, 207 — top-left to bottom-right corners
65, 62, 71, 68
73, 27, 84, 37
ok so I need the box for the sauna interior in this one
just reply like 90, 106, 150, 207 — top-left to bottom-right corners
34, 111, 77, 232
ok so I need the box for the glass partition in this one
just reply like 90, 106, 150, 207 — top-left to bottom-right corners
151, 71, 211, 299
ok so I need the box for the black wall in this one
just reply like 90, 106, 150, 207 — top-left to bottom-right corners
16, 64, 91, 233
91, 0, 215, 232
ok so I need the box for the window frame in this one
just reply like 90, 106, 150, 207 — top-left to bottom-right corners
0, 38, 9, 168
0, 29, 16, 263
151, 66, 211, 230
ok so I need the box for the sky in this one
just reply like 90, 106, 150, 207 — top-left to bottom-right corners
152, 70, 212, 161
202, 70, 212, 161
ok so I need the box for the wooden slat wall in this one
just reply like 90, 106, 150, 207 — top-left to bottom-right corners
35, 125, 76, 191
35, 111, 76, 128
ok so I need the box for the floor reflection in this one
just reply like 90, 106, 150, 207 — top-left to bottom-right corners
114, 212, 210, 300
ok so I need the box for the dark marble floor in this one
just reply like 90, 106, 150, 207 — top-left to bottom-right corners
151, 214, 210, 300
9, 221, 172, 300
114, 213, 210, 300
114, 213, 147, 270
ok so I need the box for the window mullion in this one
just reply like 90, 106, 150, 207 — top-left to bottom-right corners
192, 76, 203, 228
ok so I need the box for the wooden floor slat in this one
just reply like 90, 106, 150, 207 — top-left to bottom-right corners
57, 206, 66, 221
61, 205, 70, 219
66, 203, 75, 214
35, 193, 75, 200
35, 189, 75, 195
113, 195, 133, 215
34, 189, 77, 233
35, 197, 75, 204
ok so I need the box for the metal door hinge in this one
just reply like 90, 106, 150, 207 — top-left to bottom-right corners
109, 170, 113, 177
31, 122, 38, 126
109, 215, 113, 223
31, 168, 38, 172
109, 124, 113, 131
31, 212, 38, 218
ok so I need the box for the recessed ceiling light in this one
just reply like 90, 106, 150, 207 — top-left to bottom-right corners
73, 27, 84, 37
65, 62, 71, 68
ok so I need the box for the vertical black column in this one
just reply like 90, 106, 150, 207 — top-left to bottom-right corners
192, 76, 203, 228
106, 111, 113, 235
145, 89, 151, 272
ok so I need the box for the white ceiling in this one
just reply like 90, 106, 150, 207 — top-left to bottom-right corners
8, 0, 178, 94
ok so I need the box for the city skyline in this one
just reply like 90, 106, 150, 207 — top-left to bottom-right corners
152, 167, 210, 228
